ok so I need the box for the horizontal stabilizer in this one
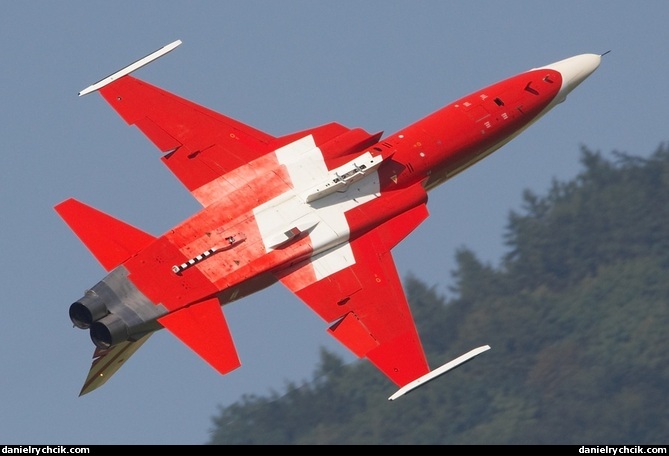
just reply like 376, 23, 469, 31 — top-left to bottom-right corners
55, 198, 156, 271
158, 297, 241, 375
388, 345, 491, 401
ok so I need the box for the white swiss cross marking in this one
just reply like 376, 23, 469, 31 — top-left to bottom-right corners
253, 135, 380, 279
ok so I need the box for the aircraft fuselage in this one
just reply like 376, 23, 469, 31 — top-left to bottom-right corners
58, 43, 602, 395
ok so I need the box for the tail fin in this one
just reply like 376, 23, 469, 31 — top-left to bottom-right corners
79, 334, 153, 396
55, 198, 156, 271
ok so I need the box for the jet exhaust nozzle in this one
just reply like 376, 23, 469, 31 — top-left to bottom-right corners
90, 314, 130, 349
69, 291, 108, 329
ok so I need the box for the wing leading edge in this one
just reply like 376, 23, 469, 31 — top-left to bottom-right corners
78, 39, 278, 204
277, 188, 432, 387
97, 75, 276, 199
276, 180, 492, 396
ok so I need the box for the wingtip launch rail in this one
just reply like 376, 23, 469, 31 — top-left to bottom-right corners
78, 39, 182, 97
388, 345, 492, 400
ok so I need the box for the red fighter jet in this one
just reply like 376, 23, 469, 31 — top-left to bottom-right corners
56, 40, 602, 398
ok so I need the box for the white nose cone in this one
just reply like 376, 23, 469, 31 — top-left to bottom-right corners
535, 53, 602, 102
552, 53, 601, 94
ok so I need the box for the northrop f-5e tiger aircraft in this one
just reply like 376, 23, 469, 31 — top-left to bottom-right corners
56, 40, 602, 399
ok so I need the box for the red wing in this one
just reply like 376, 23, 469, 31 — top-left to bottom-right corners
98, 76, 276, 199
277, 202, 431, 387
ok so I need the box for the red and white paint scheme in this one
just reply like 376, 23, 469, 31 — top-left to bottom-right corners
56, 40, 602, 398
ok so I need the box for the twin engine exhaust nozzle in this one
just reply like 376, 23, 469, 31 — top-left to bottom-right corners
69, 267, 167, 350
69, 293, 130, 349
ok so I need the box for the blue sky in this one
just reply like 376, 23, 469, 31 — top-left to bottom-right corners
1, 1, 667, 445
